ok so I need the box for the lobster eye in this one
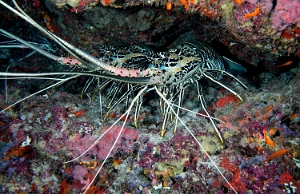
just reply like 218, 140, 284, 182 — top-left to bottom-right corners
159, 65, 166, 69
162, 58, 168, 62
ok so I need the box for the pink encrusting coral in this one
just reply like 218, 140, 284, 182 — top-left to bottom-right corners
271, 0, 300, 30
260, 0, 274, 14
72, 165, 94, 191
66, 125, 140, 160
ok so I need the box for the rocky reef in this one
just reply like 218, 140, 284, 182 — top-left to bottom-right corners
0, 0, 299, 193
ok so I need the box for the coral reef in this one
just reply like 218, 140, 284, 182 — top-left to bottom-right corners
66, 125, 140, 160
31, 0, 299, 67
271, 0, 300, 31
0, 0, 295, 70
0, 0, 300, 193
0, 53, 299, 193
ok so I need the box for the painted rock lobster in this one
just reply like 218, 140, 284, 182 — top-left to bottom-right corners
0, 0, 248, 193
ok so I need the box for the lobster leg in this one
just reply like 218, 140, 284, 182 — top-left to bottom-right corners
173, 87, 184, 134
196, 81, 224, 143
154, 86, 237, 193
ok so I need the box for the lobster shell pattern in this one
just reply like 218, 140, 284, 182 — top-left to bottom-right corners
99, 40, 225, 87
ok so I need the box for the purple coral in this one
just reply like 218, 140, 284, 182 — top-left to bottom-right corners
72, 165, 93, 191
260, 0, 274, 14
66, 125, 140, 160
52, 106, 67, 130
271, 0, 300, 30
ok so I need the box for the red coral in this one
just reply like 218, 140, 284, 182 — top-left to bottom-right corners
64, 167, 73, 175
220, 157, 247, 193
230, 170, 247, 193
279, 173, 300, 191
220, 157, 238, 172
31, 183, 37, 192
75, 108, 86, 117
2, 146, 32, 161
213, 179, 222, 188
282, 28, 295, 39
59, 180, 70, 194
279, 173, 294, 184
215, 93, 239, 108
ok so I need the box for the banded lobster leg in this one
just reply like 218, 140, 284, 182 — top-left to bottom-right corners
60, 82, 238, 193
158, 85, 186, 136
0, 1, 244, 193
157, 82, 227, 138
103, 83, 146, 124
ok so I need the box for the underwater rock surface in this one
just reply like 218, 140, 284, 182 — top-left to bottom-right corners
0, 0, 299, 193
0, 56, 299, 193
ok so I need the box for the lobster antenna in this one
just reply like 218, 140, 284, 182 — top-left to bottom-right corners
0, 0, 94, 68
155, 86, 238, 194
63, 86, 148, 193
0, 74, 80, 113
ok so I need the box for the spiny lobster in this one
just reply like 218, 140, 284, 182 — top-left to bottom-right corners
0, 0, 247, 193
